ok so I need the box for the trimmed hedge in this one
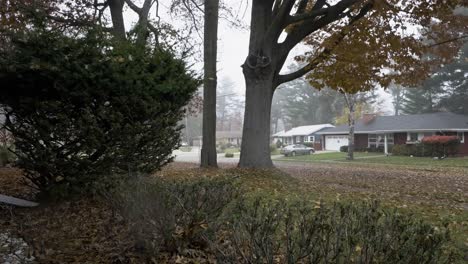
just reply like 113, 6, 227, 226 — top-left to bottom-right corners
421, 136, 460, 157
215, 195, 453, 263
392, 136, 460, 157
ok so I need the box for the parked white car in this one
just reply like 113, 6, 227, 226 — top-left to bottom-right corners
280, 144, 315, 156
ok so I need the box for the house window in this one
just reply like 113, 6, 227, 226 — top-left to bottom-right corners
369, 134, 393, 148
368, 134, 377, 148
458, 132, 465, 143
309, 136, 315, 142
407, 133, 418, 142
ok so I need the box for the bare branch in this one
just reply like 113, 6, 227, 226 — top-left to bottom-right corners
427, 35, 468, 48
124, 0, 142, 14
265, 0, 296, 45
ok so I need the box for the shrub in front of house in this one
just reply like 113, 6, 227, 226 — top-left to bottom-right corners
422, 136, 460, 157
391, 145, 409, 156
275, 140, 283, 149
303, 142, 314, 148
392, 136, 460, 157
392, 144, 428, 157
215, 195, 453, 263
340, 145, 348, 152
225, 152, 234, 158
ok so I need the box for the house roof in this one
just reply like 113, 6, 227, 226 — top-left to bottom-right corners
317, 112, 468, 135
272, 130, 287, 137
216, 130, 242, 139
274, 124, 335, 137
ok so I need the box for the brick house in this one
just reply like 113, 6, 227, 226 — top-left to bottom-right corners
317, 112, 468, 155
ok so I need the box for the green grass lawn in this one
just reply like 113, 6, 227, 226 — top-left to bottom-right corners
276, 151, 381, 162
277, 151, 468, 168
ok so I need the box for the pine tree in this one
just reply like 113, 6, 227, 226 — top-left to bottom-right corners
437, 44, 468, 115
400, 86, 439, 114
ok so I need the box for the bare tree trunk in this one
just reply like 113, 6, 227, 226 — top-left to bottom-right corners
108, 0, 126, 39
200, 0, 218, 168
239, 77, 274, 167
347, 103, 355, 160
342, 92, 355, 160
238, 0, 275, 168
395, 90, 402, 116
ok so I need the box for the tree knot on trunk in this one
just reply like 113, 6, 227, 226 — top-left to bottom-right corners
242, 54, 273, 80
245, 54, 271, 69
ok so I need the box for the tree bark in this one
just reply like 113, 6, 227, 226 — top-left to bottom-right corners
238, 0, 276, 168
108, 0, 126, 39
239, 75, 274, 167
200, 0, 219, 168
347, 97, 355, 160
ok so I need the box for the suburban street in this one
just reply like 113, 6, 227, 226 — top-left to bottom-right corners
173, 147, 285, 164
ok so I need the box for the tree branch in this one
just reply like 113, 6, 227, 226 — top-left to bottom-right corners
275, 1, 374, 86
427, 35, 468, 48
281, 0, 361, 53
124, 0, 142, 14
265, 0, 296, 44
286, 7, 329, 25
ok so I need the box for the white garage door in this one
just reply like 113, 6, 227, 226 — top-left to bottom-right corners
325, 135, 349, 151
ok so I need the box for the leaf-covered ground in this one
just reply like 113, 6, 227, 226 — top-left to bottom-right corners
0, 161, 467, 263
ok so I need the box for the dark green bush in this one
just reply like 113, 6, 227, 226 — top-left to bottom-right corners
225, 152, 234, 158
0, 27, 199, 195
422, 136, 460, 157
392, 144, 434, 157
109, 177, 240, 255
340, 145, 348, 152
392, 144, 409, 156
275, 140, 283, 149
215, 195, 453, 263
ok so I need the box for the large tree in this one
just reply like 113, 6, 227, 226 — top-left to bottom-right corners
239, 0, 466, 167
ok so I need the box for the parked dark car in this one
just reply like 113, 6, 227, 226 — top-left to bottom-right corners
280, 144, 315, 156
